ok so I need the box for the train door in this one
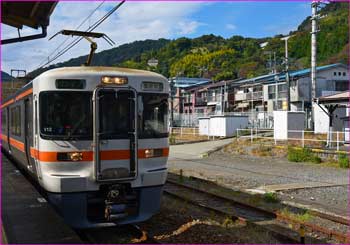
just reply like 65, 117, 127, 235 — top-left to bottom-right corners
93, 87, 137, 182
24, 98, 35, 172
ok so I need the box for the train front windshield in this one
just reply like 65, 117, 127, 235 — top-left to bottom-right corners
40, 91, 93, 139
138, 93, 168, 138
40, 91, 168, 140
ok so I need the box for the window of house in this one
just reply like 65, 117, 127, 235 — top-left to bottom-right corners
10, 106, 21, 136
268, 86, 276, 100
278, 84, 287, 99
335, 81, 349, 91
334, 72, 337, 76
273, 101, 283, 110
338, 72, 342, 76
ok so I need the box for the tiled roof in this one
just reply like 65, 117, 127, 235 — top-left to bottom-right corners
318, 91, 350, 102
234, 63, 347, 85
170, 77, 212, 88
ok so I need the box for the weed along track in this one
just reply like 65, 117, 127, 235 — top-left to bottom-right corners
76, 224, 159, 244
164, 175, 350, 244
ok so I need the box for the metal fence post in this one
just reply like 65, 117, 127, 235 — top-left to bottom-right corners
255, 127, 258, 141
251, 128, 253, 143
337, 131, 339, 151
236, 128, 239, 139
180, 127, 183, 136
302, 130, 304, 148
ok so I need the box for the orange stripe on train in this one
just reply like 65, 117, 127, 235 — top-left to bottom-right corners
1, 134, 8, 142
29, 148, 169, 162
1, 88, 33, 109
16, 88, 33, 100
9, 137, 25, 152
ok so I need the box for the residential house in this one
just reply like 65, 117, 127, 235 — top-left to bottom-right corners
169, 77, 211, 114
231, 63, 349, 113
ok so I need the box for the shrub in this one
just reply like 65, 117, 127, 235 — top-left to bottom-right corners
338, 153, 349, 168
263, 192, 279, 203
287, 147, 310, 162
287, 147, 321, 163
169, 134, 176, 144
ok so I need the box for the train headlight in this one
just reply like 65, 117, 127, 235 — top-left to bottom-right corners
144, 149, 163, 158
101, 76, 128, 85
57, 152, 83, 161
70, 152, 83, 161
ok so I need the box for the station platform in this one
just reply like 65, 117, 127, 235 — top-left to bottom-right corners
1, 154, 82, 244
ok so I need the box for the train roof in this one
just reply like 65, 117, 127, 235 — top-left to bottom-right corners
1, 66, 168, 106
38, 66, 167, 80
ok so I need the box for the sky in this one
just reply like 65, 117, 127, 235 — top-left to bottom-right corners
1, 1, 311, 75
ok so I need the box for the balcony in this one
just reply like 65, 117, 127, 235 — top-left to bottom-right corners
195, 97, 207, 106
235, 93, 247, 101
207, 94, 222, 104
246, 91, 263, 101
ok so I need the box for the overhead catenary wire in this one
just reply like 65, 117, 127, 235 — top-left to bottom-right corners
37, 1, 106, 68
34, 0, 125, 71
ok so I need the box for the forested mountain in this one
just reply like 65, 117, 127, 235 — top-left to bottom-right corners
29, 2, 349, 81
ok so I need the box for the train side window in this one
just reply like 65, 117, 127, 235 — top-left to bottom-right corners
2, 111, 7, 132
10, 106, 21, 136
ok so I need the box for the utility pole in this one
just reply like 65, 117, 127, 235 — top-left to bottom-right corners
281, 36, 292, 111
311, 0, 319, 129
273, 52, 277, 74
274, 75, 279, 110
170, 78, 174, 127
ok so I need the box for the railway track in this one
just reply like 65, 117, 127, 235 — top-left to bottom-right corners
164, 177, 350, 244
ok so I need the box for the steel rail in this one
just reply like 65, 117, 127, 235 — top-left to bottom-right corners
165, 178, 350, 243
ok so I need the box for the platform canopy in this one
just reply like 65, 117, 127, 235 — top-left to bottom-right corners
2, 1, 57, 29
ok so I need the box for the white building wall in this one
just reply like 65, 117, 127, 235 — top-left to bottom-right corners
206, 116, 248, 137
313, 103, 329, 134
198, 117, 210, 135
274, 111, 305, 140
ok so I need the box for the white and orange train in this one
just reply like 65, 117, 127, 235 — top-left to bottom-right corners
1, 67, 169, 228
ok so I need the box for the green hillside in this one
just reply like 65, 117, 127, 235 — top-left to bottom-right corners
29, 2, 349, 81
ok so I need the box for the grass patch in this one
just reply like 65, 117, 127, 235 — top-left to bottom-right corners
287, 147, 321, 163
338, 153, 349, 168
251, 145, 273, 157
280, 208, 313, 222
263, 192, 279, 203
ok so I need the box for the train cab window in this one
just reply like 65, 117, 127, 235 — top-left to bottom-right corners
10, 106, 21, 136
39, 91, 92, 140
98, 90, 133, 139
138, 93, 168, 138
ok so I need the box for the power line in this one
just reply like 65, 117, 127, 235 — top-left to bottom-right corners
35, 0, 125, 71
39, 2, 106, 68
37, 1, 106, 68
